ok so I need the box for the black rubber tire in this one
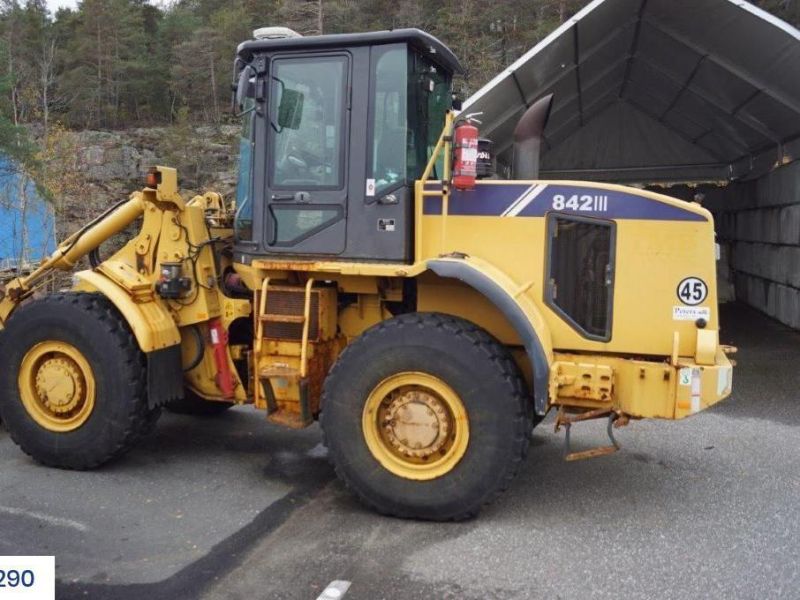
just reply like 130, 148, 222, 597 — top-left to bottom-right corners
166, 389, 233, 416
0, 293, 152, 469
321, 313, 532, 521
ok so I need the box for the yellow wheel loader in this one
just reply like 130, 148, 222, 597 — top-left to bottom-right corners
0, 29, 734, 520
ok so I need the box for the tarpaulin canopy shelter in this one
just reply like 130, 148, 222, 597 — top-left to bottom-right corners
462, 0, 800, 183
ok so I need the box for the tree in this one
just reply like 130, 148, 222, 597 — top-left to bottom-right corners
0, 0, 794, 132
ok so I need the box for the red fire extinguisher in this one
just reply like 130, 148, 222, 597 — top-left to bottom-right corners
453, 113, 482, 191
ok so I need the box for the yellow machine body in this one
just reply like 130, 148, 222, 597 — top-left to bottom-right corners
0, 123, 733, 427
0, 30, 735, 520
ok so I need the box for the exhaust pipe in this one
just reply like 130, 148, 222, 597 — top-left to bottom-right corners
512, 94, 554, 180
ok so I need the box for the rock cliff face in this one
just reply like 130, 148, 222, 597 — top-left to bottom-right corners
40, 124, 241, 272
66, 124, 240, 193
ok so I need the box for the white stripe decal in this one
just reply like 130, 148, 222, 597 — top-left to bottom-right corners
500, 184, 537, 217
504, 184, 547, 217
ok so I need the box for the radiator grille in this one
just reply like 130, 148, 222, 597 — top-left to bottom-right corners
264, 288, 320, 341
547, 216, 612, 340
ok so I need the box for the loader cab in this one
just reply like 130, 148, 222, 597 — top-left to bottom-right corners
232, 29, 462, 264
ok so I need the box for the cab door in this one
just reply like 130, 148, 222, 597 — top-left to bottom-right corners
264, 53, 350, 254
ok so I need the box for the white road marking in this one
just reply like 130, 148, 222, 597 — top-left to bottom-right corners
0, 505, 88, 532
502, 184, 547, 217
316, 580, 351, 600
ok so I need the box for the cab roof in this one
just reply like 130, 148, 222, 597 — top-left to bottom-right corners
236, 28, 464, 76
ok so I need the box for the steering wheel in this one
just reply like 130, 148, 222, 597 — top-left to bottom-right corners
287, 154, 308, 169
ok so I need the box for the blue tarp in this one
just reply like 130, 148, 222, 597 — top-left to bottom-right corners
0, 157, 55, 269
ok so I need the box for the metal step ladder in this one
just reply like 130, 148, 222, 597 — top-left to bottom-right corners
253, 277, 315, 428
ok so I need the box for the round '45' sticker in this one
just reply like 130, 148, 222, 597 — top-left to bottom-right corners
677, 277, 708, 306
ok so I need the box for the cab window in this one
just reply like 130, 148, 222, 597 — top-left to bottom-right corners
234, 97, 255, 241
270, 55, 347, 189
370, 45, 408, 195
408, 52, 450, 180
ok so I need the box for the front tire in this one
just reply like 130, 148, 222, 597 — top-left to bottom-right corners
0, 293, 153, 469
321, 313, 532, 520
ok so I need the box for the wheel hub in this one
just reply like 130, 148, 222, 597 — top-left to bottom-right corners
18, 341, 96, 432
362, 372, 470, 481
382, 390, 451, 459
35, 357, 84, 414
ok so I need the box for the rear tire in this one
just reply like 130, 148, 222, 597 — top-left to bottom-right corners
321, 313, 532, 520
0, 293, 152, 469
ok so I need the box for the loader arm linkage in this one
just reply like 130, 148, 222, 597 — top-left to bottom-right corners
0, 191, 147, 327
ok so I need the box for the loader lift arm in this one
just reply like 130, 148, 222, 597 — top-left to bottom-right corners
0, 192, 146, 327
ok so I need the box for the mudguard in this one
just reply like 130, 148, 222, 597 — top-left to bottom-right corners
427, 257, 553, 415
73, 270, 181, 352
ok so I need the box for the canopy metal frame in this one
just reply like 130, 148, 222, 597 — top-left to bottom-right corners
462, 0, 800, 183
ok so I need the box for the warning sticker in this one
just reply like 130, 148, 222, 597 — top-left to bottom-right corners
691, 368, 701, 413
377, 218, 396, 232
461, 147, 478, 163
679, 368, 692, 386
673, 306, 710, 321
717, 366, 732, 395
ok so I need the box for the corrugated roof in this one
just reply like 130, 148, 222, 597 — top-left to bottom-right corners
462, 0, 800, 183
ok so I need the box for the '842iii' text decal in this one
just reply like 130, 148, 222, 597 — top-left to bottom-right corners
552, 193, 609, 212
423, 182, 708, 221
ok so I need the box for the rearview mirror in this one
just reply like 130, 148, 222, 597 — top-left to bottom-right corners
277, 88, 304, 130
234, 65, 255, 114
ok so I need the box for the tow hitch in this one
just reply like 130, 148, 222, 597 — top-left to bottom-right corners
555, 407, 630, 461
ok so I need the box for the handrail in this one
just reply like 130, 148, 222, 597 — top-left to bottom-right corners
299, 278, 314, 378
253, 277, 269, 408
415, 110, 455, 259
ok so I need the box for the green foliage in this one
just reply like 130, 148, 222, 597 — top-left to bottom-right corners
0, 0, 795, 131
0, 37, 37, 173
157, 106, 220, 189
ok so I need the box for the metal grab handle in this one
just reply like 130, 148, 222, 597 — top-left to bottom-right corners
271, 191, 311, 203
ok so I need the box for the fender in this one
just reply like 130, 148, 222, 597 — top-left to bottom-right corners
427, 257, 553, 415
74, 270, 183, 408
73, 270, 181, 352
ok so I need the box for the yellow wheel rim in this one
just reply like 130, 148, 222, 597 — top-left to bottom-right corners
18, 341, 96, 432
362, 372, 469, 481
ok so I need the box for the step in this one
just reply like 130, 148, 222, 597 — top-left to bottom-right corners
260, 313, 305, 324
259, 365, 302, 382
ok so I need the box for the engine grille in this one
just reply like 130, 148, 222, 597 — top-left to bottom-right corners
264, 288, 321, 341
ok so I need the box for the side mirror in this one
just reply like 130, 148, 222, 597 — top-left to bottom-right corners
277, 88, 304, 130
234, 65, 255, 114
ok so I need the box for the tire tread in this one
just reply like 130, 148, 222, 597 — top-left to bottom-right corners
321, 312, 532, 520
0, 293, 154, 470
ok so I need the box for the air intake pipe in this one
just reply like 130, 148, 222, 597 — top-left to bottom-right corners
512, 93, 554, 180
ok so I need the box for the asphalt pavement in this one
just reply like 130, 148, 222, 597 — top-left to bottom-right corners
0, 302, 798, 599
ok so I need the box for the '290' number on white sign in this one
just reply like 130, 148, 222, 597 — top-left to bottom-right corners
552, 194, 609, 212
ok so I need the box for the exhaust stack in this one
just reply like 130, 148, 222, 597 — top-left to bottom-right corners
512, 94, 554, 180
